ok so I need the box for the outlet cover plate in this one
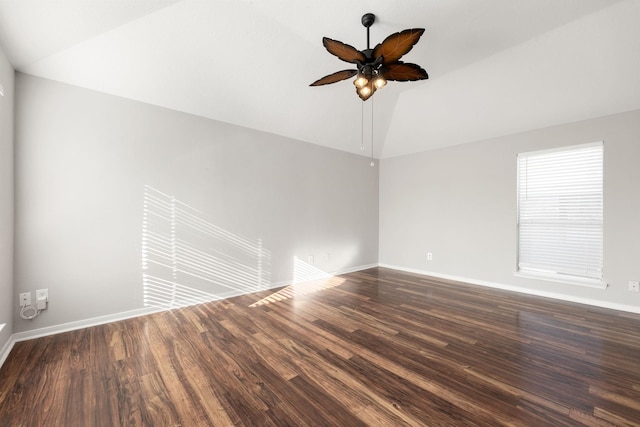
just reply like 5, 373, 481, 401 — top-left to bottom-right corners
19, 292, 31, 307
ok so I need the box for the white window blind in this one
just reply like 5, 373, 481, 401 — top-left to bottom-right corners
517, 143, 603, 284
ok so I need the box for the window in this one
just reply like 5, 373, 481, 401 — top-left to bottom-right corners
517, 142, 603, 287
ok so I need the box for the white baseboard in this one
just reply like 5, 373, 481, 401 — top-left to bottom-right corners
379, 263, 640, 315
9, 306, 166, 344
0, 263, 376, 369
0, 335, 16, 368
334, 263, 378, 276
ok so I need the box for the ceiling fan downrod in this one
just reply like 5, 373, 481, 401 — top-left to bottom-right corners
361, 13, 375, 50
356, 13, 384, 98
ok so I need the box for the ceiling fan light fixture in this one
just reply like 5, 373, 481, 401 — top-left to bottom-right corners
357, 81, 377, 101
373, 74, 387, 89
354, 74, 368, 88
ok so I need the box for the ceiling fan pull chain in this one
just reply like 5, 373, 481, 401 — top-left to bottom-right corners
370, 98, 375, 167
361, 101, 365, 151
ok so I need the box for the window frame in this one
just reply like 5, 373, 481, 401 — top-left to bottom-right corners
515, 142, 605, 289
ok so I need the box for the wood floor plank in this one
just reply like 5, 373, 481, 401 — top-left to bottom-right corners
2, 267, 640, 426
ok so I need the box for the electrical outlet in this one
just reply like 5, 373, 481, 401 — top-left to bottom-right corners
629, 281, 640, 292
307, 255, 314, 265
19, 292, 31, 307
36, 289, 48, 302
36, 289, 49, 310
427, 252, 433, 261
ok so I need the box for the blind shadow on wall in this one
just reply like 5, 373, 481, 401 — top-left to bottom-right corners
142, 185, 271, 309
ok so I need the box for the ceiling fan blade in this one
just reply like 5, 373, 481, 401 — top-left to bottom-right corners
323, 37, 366, 64
381, 62, 429, 81
310, 69, 358, 86
373, 28, 425, 64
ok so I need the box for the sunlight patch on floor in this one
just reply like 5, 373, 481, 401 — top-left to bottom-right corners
249, 257, 345, 307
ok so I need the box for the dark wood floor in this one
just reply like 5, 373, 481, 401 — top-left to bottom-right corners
2, 267, 640, 426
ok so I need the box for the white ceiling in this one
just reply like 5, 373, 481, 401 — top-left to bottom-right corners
0, 0, 638, 159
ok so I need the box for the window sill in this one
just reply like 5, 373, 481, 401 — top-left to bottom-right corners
514, 271, 607, 289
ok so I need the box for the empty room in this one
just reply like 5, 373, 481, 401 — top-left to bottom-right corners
1, 1, 639, 425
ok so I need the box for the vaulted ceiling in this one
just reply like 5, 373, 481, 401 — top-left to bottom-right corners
0, 0, 638, 158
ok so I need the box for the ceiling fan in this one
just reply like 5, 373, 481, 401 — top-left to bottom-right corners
310, 13, 428, 101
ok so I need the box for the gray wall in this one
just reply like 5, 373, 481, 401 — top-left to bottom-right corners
0, 49, 14, 351
380, 109, 640, 310
14, 73, 379, 332
11, 70, 640, 337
